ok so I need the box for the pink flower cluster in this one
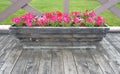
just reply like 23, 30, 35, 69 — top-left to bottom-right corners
36, 11, 70, 26
84, 11, 105, 26
12, 13, 35, 26
12, 10, 105, 27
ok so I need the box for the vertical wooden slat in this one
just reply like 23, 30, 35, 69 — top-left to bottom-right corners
63, 0, 69, 13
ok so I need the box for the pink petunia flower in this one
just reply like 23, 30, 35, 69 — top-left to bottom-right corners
73, 18, 80, 23
12, 17, 21, 24
72, 12, 80, 16
89, 11, 96, 17
27, 22, 32, 27
50, 16, 57, 22
86, 17, 92, 22
63, 17, 70, 23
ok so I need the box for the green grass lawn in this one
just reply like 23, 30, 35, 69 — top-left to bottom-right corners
0, 0, 120, 26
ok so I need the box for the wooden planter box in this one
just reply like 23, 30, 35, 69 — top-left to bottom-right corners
10, 25, 109, 47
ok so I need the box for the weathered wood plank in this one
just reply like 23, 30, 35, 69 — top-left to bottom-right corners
89, 44, 115, 74
0, 36, 15, 61
0, 33, 120, 74
38, 49, 52, 74
11, 49, 32, 74
62, 49, 77, 74
105, 33, 120, 53
24, 49, 42, 74
0, 45, 23, 74
97, 43, 120, 74
100, 38, 120, 74
115, 33, 120, 42
15, 33, 104, 39
51, 49, 64, 74
30, 49, 42, 74
0, 36, 15, 52
0, 35, 4, 42
0, 35, 9, 45
0, 41, 16, 69
10, 27, 109, 34
72, 49, 90, 74
105, 33, 118, 42
22, 41, 73, 46
82, 49, 103, 74
23, 49, 35, 74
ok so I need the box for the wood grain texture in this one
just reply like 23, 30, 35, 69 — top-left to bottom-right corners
72, 49, 90, 74
51, 49, 64, 74
10, 26, 109, 47
0, 33, 120, 74
38, 49, 52, 74
0, 46, 23, 74
89, 44, 115, 74
82, 49, 103, 74
11, 49, 32, 74
62, 49, 77, 74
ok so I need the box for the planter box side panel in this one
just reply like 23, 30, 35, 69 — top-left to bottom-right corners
9, 26, 110, 47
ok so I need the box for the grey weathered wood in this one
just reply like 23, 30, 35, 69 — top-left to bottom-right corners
97, 0, 120, 18
82, 49, 103, 74
10, 26, 109, 47
24, 49, 42, 74
0, 0, 32, 21
63, 0, 69, 13
0, 36, 4, 42
72, 49, 90, 74
0, 36, 14, 53
38, 49, 52, 74
0, 36, 15, 63
62, 49, 77, 74
0, 41, 16, 69
23, 49, 35, 74
105, 33, 120, 53
10, 0, 42, 16
89, 44, 115, 74
95, 0, 119, 14
0, 30, 9, 34
97, 41, 120, 74
0, 35, 9, 45
0, 33, 120, 74
23, 41, 73, 46
51, 49, 64, 74
0, 46, 23, 74
11, 49, 31, 74
29, 49, 42, 74
10, 27, 109, 34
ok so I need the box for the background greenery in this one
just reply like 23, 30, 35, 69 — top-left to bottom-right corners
0, 0, 120, 26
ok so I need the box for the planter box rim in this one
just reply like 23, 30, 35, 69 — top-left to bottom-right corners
10, 24, 109, 29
